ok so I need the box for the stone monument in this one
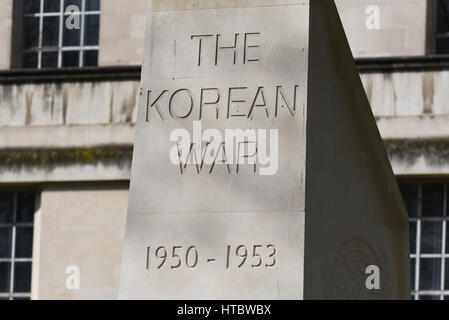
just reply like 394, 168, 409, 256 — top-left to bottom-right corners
119, 0, 411, 299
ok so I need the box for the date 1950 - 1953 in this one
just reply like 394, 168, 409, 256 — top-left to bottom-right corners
145, 244, 277, 270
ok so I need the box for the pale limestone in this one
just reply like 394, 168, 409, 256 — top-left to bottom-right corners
0, 0, 12, 69
96, 0, 427, 66
31, 186, 129, 300
120, 0, 410, 300
335, 0, 426, 57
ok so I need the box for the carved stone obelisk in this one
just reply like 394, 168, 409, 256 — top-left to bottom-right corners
119, 0, 410, 300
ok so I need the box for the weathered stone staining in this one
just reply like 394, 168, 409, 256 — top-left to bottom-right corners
120, 0, 410, 300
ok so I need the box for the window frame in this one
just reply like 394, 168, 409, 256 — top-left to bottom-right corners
399, 180, 449, 300
15, 0, 101, 69
0, 189, 36, 300
430, 0, 449, 55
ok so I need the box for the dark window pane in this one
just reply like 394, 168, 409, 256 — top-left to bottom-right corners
447, 184, 449, 216
15, 227, 33, 259
22, 52, 38, 69
0, 192, 13, 224
42, 17, 60, 47
84, 15, 99, 45
410, 221, 417, 254
63, 26, 80, 46
24, 0, 41, 13
13, 262, 32, 293
17, 192, 35, 223
446, 259, 449, 290
419, 295, 441, 300
86, 0, 100, 11
420, 258, 441, 290
422, 184, 445, 217
436, 36, 449, 55
83, 50, 98, 66
23, 17, 39, 48
0, 263, 10, 293
44, 0, 61, 12
42, 52, 58, 68
398, 184, 419, 218
62, 51, 79, 67
0, 228, 12, 258
437, 0, 449, 33
64, 0, 81, 10
13, 297, 30, 300
445, 296, 449, 300
421, 221, 443, 253
410, 258, 415, 289
447, 223, 449, 253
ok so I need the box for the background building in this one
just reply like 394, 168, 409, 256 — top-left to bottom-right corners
0, 0, 448, 300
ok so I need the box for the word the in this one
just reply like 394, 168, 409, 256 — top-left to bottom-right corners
191, 32, 261, 66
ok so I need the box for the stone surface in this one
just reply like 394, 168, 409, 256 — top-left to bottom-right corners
121, 213, 304, 299
121, 0, 309, 300
99, 0, 152, 66
335, 0, 426, 57
0, 0, 12, 69
121, 0, 410, 299
96, 0, 427, 66
0, 81, 139, 126
31, 184, 129, 300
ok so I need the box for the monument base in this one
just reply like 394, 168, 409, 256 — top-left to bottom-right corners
120, 212, 304, 299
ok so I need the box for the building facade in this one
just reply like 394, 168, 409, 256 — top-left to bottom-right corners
0, 0, 448, 300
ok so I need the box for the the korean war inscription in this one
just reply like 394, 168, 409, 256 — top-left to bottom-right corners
120, 0, 411, 300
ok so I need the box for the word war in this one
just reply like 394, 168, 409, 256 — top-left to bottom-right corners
169, 121, 279, 176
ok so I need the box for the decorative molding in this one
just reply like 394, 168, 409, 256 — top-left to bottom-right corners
385, 139, 449, 164
356, 55, 449, 73
2, 55, 449, 84
0, 66, 142, 84
0, 146, 133, 169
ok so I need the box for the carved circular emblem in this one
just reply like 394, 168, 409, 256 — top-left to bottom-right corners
323, 238, 393, 300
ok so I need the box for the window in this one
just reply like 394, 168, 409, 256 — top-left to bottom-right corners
432, 0, 449, 54
399, 181, 449, 300
18, 0, 100, 69
0, 191, 35, 300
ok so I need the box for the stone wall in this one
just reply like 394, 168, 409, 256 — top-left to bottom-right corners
336, 0, 427, 57
31, 184, 129, 300
0, 81, 139, 126
97, 0, 430, 67
2, 68, 449, 182
361, 71, 449, 117
0, 0, 12, 69
99, 0, 151, 66
0, 0, 430, 68
3, 72, 449, 128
